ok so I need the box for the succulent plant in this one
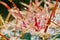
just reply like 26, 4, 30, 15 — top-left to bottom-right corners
0, 0, 60, 40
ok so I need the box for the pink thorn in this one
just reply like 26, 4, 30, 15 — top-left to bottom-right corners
22, 21, 27, 28
35, 18, 42, 31
48, 0, 51, 3
35, 0, 38, 5
17, 27, 22, 31
29, 0, 32, 6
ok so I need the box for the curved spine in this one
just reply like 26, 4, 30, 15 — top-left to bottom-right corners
0, 1, 11, 10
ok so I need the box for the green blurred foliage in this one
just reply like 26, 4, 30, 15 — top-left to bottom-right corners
20, 33, 31, 40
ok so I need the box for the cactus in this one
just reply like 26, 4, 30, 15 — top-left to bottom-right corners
0, 0, 60, 40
